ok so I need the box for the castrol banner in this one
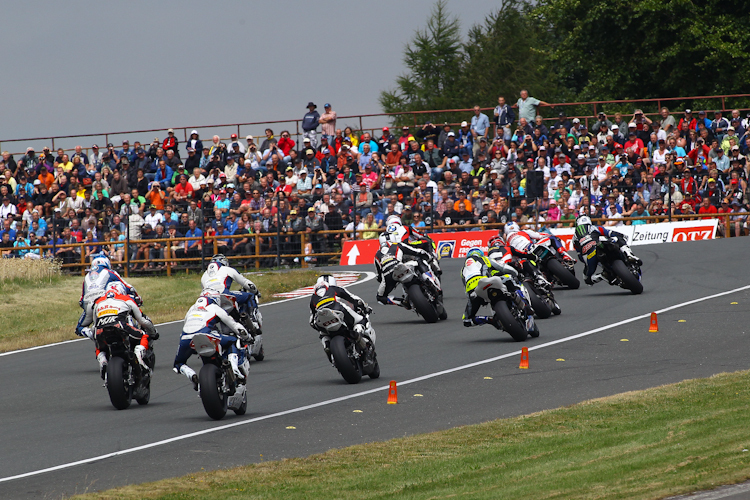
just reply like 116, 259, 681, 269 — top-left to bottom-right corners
339, 220, 719, 266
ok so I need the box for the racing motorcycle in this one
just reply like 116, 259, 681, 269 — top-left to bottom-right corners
391, 258, 446, 324
592, 236, 643, 295
191, 332, 248, 420
526, 236, 580, 289
474, 273, 539, 342
313, 304, 380, 384
96, 318, 156, 410
232, 291, 264, 362
519, 267, 561, 319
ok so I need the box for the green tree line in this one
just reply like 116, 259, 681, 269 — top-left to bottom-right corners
380, 0, 750, 125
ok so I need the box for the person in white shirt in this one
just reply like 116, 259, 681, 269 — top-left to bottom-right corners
592, 157, 611, 183
144, 205, 164, 228
0, 197, 17, 219
187, 167, 206, 191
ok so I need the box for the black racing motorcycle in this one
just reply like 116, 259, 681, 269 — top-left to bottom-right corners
594, 237, 643, 295
96, 317, 156, 410
313, 303, 380, 384
391, 258, 446, 324
191, 333, 248, 420
525, 236, 580, 289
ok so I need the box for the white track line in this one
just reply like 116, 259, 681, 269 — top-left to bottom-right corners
1, 282, 747, 484
0, 272, 376, 358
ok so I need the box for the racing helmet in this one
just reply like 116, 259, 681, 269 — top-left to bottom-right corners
90, 253, 111, 270
314, 275, 337, 290
575, 215, 592, 238
503, 221, 520, 237
210, 254, 229, 267
488, 235, 504, 253
105, 282, 127, 295
466, 247, 484, 259
386, 214, 402, 227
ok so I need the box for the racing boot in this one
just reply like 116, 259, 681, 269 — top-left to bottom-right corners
319, 335, 333, 365
558, 248, 576, 264
389, 296, 411, 310
178, 365, 199, 391
621, 246, 643, 266
97, 352, 108, 381
228, 353, 245, 382
134, 345, 151, 373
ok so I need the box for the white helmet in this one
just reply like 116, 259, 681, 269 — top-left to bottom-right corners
504, 221, 520, 237
90, 253, 111, 270
386, 214, 402, 227
105, 282, 126, 295
315, 275, 337, 290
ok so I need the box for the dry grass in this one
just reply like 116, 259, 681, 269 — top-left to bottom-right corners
0, 269, 326, 353
0, 257, 61, 286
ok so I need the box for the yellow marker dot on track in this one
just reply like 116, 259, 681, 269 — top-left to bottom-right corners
731, 302, 738, 305
413, 394, 423, 397
620, 339, 629, 342
484, 377, 493, 380
678, 320, 687, 323
556, 358, 565, 361
353, 410, 363, 413
286, 426, 296, 429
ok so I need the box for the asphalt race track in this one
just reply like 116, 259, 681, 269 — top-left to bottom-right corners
1, 237, 749, 499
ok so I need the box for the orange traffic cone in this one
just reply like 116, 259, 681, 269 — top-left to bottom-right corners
649, 312, 659, 332
519, 347, 529, 369
387, 380, 398, 404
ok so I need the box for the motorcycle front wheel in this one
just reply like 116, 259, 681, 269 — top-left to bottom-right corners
611, 259, 643, 295
199, 363, 228, 420
526, 285, 552, 319
106, 356, 132, 410
330, 335, 362, 384
493, 301, 527, 342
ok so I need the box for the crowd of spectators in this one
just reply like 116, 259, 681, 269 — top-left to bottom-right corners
1, 95, 749, 269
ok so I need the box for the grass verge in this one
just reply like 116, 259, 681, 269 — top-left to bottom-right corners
74, 369, 750, 500
0, 269, 324, 353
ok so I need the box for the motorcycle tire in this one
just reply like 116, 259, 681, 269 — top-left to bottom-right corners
611, 259, 643, 295
233, 389, 247, 416
252, 345, 265, 361
551, 300, 562, 315
437, 301, 448, 321
330, 335, 362, 384
136, 377, 150, 406
493, 301, 527, 342
407, 284, 439, 323
106, 357, 132, 410
547, 259, 580, 289
199, 364, 228, 420
368, 358, 381, 379
526, 286, 552, 319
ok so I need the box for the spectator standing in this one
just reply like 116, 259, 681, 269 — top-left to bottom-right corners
515, 89, 549, 124
319, 103, 337, 145
470, 106, 491, 157
494, 96, 515, 142
163, 129, 179, 158
302, 102, 320, 148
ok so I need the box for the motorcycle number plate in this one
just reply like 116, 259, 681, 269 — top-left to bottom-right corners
322, 319, 339, 327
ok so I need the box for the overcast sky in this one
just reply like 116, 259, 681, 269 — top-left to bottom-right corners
1, 0, 500, 152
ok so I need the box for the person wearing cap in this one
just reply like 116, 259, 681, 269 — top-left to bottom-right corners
678, 109, 696, 132
162, 128, 179, 158
301, 102, 320, 148
184, 130, 203, 157
442, 130, 461, 161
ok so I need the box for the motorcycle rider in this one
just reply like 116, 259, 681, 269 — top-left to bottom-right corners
76, 253, 142, 341
487, 235, 553, 292
77, 285, 158, 379
374, 232, 438, 309
383, 215, 441, 276
201, 254, 262, 334
173, 293, 251, 391
309, 275, 375, 364
573, 214, 643, 286
461, 247, 531, 328
503, 221, 575, 265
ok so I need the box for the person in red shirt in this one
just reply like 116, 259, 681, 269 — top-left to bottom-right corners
677, 110, 697, 132
679, 171, 698, 196
697, 197, 718, 219
277, 131, 295, 156
623, 131, 644, 157
173, 174, 194, 205
162, 128, 179, 157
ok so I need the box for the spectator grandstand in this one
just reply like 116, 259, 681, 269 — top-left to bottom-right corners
0, 94, 748, 272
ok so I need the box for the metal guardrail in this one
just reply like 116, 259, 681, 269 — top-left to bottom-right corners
7, 212, 747, 276
2, 93, 749, 158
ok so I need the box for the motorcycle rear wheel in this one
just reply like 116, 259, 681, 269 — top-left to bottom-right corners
199, 364, 228, 420
526, 286, 552, 319
437, 301, 448, 321
407, 284, 439, 323
612, 259, 643, 295
493, 301, 527, 342
136, 377, 150, 406
330, 335, 362, 384
106, 357, 132, 410
547, 259, 580, 289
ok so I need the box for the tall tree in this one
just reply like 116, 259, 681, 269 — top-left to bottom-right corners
462, 0, 560, 110
534, 0, 750, 101
379, 0, 464, 120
